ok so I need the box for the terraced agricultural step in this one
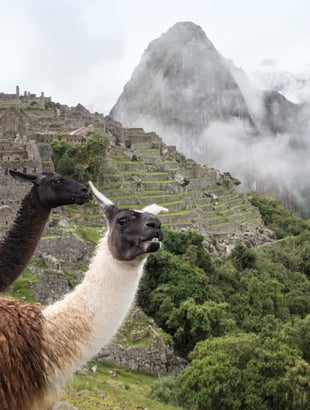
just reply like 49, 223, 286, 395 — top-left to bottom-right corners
198, 203, 216, 213
108, 161, 160, 172
163, 221, 194, 230
140, 148, 161, 156
216, 192, 243, 202
137, 180, 183, 191
158, 209, 198, 224
157, 161, 182, 171
219, 204, 253, 215
214, 197, 246, 210
96, 129, 264, 238
138, 192, 184, 203
103, 171, 172, 183
135, 172, 172, 181
157, 199, 190, 212
206, 221, 245, 234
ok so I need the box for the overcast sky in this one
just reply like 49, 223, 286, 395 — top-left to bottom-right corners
0, 0, 309, 114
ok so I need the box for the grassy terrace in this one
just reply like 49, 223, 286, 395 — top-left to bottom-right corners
219, 204, 253, 214
108, 157, 155, 165
103, 171, 171, 182
107, 191, 170, 200
214, 196, 245, 207
207, 220, 241, 229
103, 179, 176, 187
158, 198, 186, 207
137, 191, 184, 200
60, 359, 182, 409
102, 144, 262, 234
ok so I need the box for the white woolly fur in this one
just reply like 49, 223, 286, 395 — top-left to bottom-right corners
43, 231, 146, 381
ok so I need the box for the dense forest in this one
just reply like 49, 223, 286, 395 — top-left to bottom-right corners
53, 132, 310, 409
141, 200, 310, 409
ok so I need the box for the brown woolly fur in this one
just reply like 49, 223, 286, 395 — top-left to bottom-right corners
0, 297, 91, 410
0, 298, 47, 410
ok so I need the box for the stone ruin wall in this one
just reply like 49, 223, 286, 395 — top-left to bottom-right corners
0, 86, 51, 107
0, 95, 107, 231
0, 137, 42, 230
0, 94, 244, 234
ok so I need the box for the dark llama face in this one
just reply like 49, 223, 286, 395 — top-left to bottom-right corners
9, 170, 89, 208
37, 173, 89, 208
107, 206, 163, 261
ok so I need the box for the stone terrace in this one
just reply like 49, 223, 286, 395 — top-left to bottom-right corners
0, 100, 266, 248
96, 120, 264, 242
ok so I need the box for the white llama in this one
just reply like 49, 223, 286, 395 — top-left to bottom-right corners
0, 181, 167, 410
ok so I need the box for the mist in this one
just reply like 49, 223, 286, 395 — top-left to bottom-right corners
133, 100, 310, 213
199, 119, 310, 209
111, 22, 310, 214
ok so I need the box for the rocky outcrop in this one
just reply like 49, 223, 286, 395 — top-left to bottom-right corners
97, 307, 187, 375
98, 336, 186, 375
263, 90, 301, 134
35, 230, 90, 265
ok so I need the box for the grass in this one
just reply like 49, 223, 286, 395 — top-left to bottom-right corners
5, 269, 39, 302
117, 306, 172, 348
59, 361, 182, 410
74, 225, 101, 244
159, 209, 194, 217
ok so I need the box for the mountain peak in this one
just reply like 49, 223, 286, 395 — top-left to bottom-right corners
160, 21, 208, 42
110, 21, 254, 147
147, 21, 216, 59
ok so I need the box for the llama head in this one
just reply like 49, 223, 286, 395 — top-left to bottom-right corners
9, 170, 89, 208
89, 181, 167, 261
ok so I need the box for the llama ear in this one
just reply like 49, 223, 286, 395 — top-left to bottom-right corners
142, 204, 169, 215
89, 181, 115, 209
9, 170, 45, 185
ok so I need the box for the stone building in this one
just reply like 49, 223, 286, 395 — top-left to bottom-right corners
0, 88, 108, 230
0, 85, 51, 107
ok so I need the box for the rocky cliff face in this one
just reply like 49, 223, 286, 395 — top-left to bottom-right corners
110, 22, 258, 156
110, 22, 310, 213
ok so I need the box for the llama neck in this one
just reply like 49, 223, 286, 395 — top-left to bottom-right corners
0, 188, 50, 291
43, 235, 146, 382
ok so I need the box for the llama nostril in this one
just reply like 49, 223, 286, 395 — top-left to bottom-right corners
145, 215, 161, 230
146, 218, 161, 229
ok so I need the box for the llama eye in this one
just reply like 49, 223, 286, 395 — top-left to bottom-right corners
53, 179, 63, 185
117, 216, 128, 225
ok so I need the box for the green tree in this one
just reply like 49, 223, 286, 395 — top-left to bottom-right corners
177, 333, 310, 409
231, 244, 257, 271
249, 194, 309, 238
52, 131, 109, 183
166, 298, 235, 356
161, 229, 213, 273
